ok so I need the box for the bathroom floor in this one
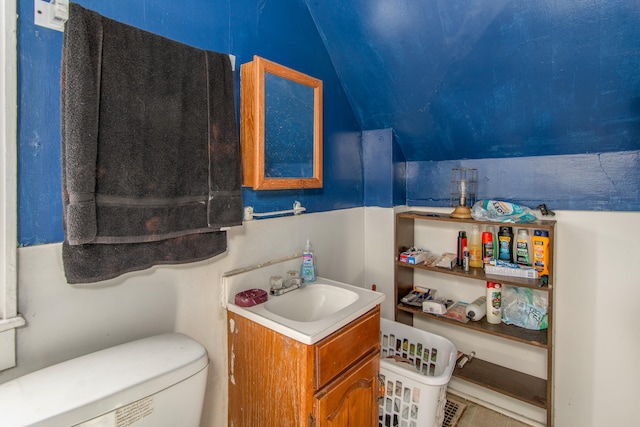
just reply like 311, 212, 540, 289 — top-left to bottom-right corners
448, 394, 532, 427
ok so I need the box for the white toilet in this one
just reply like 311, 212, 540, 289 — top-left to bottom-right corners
0, 333, 209, 426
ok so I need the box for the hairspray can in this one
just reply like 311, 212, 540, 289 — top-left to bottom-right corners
457, 231, 467, 267
482, 231, 493, 266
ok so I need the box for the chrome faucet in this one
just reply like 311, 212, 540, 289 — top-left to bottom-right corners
269, 274, 303, 296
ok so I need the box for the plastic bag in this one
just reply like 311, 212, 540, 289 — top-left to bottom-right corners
471, 200, 538, 224
502, 286, 548, 330
442, 302, 470, 324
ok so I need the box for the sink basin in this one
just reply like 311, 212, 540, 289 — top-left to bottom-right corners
263, 284, 359, 322
227, 277, 385, 344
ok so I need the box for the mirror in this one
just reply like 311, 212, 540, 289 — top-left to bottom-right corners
240, 56, 323, 190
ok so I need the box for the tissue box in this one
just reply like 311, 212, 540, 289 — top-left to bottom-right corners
423, 298, 455, 315
434, 253, 457, 269
399, 249, 429, 265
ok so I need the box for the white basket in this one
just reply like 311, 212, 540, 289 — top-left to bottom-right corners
378, 318, 457, 427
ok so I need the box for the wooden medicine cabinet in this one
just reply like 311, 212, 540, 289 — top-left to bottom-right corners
240, 55, 323, 190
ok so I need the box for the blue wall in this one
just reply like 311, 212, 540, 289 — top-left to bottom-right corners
406, 151, 640, 211
306, 0, 640, 161
16, 0, 640, 246
17, 0, 361, 245
304, 0, 640, 212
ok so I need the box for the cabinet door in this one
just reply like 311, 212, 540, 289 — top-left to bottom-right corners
313, 351, 379, 427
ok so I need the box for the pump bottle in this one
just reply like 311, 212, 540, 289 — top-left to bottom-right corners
301, 239, 316, 282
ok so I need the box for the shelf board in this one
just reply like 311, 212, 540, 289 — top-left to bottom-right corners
397, 304, 548, 348
396, 261, 551, 290
453, 357, 547, 409
397, 210, 557, 229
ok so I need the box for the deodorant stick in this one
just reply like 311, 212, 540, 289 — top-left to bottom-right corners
486, 282, 502, 324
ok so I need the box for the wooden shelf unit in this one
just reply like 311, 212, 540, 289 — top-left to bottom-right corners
394, 210, 556, 425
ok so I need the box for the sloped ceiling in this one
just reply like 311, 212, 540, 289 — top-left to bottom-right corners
304, 0, 640, 162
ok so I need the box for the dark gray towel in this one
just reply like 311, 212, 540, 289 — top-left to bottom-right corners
61, 4, 241, 283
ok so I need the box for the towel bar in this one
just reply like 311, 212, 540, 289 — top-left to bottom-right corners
32, 1, 236, 71
243, 201, 306, 221
34, 0, 68, 31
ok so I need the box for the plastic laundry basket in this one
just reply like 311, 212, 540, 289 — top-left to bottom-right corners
378, 318, 457, 427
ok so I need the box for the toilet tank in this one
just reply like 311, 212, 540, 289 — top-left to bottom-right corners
0, 333, 209, 427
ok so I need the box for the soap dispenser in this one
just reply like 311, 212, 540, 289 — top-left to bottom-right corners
301, 239, 316, 282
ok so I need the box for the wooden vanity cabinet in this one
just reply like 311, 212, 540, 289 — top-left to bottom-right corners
313, 351, 379, 426
227, 306, 381, 427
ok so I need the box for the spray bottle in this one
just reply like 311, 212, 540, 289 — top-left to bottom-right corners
457, 231, 467, 267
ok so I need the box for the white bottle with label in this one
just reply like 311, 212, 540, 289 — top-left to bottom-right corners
486, 282, 502, 324
465, 296, 487, 321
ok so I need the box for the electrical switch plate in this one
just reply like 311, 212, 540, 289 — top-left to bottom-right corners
34, 0, 68, 32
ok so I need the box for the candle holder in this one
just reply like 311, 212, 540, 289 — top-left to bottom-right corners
450, 168, 477, 219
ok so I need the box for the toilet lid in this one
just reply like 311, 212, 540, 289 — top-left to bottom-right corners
0, 333, 208, 426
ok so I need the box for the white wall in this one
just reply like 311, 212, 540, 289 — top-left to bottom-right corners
2, 207, 638, 427
0, 208, 366, 427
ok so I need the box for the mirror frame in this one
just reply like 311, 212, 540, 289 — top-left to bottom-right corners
240, 55, 323, 190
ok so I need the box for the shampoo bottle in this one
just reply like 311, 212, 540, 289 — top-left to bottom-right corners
486, 225, 498, 261
515, 229, 532, 266
468, 225, 483, 268
486, 282, 502, 324
532, 230, 550, 276
301, 239, 316, 282
498, 226, 514, 262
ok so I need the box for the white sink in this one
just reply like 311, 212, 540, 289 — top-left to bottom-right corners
227, 278, 385, 344
263, 284, 359, 322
